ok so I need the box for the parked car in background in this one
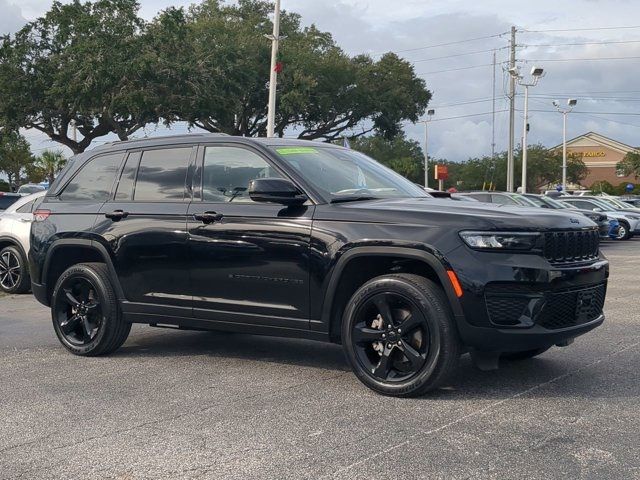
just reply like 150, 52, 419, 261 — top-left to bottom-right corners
522, 194, 620, 240
559, 196, 640, 240
618, 196, 640, 208
0, 191, 46, 293
0, 192, 22, 212
457, 191, 534, 206
17, 184, 46, 196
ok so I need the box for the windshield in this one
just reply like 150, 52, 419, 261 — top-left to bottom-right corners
510, 194, 537, 207
270, 146, 428, 202
541, 196, 570, 209
522, 195, 546, 207
603, 197, 635, 209
18, 185, 45, 194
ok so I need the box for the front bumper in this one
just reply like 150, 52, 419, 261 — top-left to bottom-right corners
447, 245, 609, 352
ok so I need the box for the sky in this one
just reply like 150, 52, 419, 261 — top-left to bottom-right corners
2, 0, 640, 162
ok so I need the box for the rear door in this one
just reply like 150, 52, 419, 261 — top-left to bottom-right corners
94, 146, 195, 319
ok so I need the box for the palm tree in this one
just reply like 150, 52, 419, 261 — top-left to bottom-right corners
34, 150, 67, 184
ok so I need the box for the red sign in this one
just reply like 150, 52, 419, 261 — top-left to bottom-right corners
434, 164, 448, 180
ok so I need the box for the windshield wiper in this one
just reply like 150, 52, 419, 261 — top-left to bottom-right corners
330, 195, 380, 204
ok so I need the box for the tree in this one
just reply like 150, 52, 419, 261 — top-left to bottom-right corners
148, 0, 431, 140
0, 130, 32, 187
350, 134, 425, 183
590, 180, 615, 195
0, 0, 158, 153
616, 151, 640, 179
27, 150, 67, 184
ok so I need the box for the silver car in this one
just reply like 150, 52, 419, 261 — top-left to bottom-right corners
0, 191, 46, 293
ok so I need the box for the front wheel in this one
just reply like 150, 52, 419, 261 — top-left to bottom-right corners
51, 263, 131, 356
616, 222, 631, 240
341, 274, 460, 397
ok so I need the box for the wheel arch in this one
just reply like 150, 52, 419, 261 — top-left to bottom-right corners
42, 239, 125, 303
320, 246, 465, 343
0, 235, 27, 261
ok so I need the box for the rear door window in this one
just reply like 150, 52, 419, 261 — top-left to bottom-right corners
59, 153, 124, 202
133, 148, 191, 202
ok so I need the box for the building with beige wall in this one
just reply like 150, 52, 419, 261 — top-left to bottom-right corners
554, 132, 639, 187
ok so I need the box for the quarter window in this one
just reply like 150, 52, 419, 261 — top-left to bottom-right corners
16, 200, 36, 213
59, 153, 124, 202
134, 148, 191, 202
202, 146, 281, 203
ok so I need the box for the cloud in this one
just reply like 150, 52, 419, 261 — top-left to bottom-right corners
0, 0, 26, 35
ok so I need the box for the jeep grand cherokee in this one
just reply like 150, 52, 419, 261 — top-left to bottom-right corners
29, 134, 608, 397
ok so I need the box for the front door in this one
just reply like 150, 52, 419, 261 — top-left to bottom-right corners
187, 144, 313, 329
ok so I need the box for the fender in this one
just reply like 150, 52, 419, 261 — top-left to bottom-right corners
318, 244, 465, 334
41, 238, 126, 299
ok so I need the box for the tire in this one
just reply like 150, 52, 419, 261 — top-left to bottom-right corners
501, 347, 550, 361
0, 245, 31, 294
617, 221, 632, 240
341, 274, 460, 397
51, 262, 130, 356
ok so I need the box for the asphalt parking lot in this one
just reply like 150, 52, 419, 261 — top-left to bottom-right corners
1, 240, 639, 480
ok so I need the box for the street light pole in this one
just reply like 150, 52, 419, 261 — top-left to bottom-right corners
508, 65, 544, 194
266, 0, 281, 138
422, 109, 435, 188
554, 99, 577, 191
521, 84, 530, 193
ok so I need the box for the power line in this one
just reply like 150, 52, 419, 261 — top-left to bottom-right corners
522, 25, 640, 33
521, 39, 640, 48
429, 98, 494, 108
527, 109, 640, 116
416, 62, 497, 75
410, 47, 508, 64
372, 31, 509, 56
522, 55, 640, 62
428, 110, 508, 122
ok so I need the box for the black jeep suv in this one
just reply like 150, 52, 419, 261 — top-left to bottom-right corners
29, 134, 608, 397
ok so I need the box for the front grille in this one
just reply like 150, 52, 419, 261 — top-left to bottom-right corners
537, 284, 606, 329
543, 229, 599, 264
485, 282, 606, 329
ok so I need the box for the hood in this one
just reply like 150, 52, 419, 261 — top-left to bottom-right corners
328, 197, 597, 231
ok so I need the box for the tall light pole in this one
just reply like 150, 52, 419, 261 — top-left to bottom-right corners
509, 65, 544, 193
553, 99, 577, 191
422, 109, 435, 188
266, 0, 282, 138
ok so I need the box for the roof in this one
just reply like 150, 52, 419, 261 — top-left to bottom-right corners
551, 131, 639, 155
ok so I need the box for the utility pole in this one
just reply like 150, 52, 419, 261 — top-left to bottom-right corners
266, 0, 281, 138
490, 50, 496, 189
507, 26, 516, 192
422, 109, 435, 189
521, 83, 530, 193
554, 99, 577, 191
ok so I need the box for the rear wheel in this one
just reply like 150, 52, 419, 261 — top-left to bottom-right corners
0, 245, 30, 294
51, 263, 130, 356
501, 347, 550, 361
342, 274, 460, 397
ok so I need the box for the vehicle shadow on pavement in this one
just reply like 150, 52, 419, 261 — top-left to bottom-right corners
111, 327, 632, 400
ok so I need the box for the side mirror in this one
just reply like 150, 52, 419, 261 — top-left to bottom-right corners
249, 178, 307, 206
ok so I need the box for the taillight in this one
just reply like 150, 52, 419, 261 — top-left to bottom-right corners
33, 209, 51, 222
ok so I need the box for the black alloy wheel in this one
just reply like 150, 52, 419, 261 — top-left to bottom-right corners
51, 263, 131, 356
342, 274, 460, 397
0, 246, 30, 294
54, 276, 102, 346
351, 292, 431, 383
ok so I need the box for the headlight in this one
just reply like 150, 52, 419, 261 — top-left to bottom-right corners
459, 231, 540, 251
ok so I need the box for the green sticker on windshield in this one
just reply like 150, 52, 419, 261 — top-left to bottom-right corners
276, 147, 319, 155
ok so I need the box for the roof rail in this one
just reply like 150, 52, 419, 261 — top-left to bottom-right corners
103, 132, 228, 146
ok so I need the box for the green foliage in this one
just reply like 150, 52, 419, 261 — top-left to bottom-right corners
616, 151, 640, 179
0, 0, 158, 153
0, 130, 32, 186
0, 179, 10, 192
590, 180, 615, 195
350, 134, 425, 183
143, 0, 431, 139
26, 150, 67, 183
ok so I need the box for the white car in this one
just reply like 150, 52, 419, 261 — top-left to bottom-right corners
0, 191, 46, 293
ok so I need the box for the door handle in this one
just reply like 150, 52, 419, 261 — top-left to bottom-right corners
193, 211, 224, 224
105, 210, 129, 221
19, 217, 32, 223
